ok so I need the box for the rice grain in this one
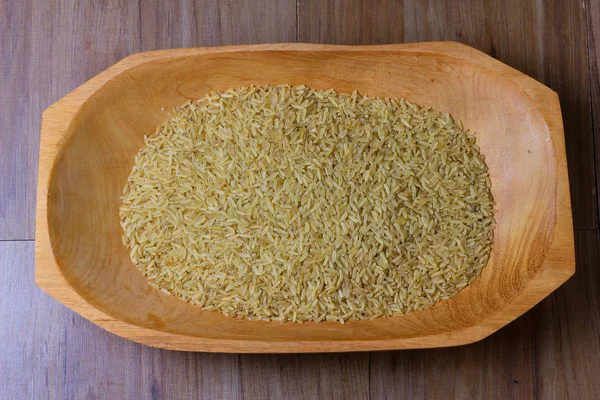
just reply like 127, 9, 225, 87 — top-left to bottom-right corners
120, 84, 495, 323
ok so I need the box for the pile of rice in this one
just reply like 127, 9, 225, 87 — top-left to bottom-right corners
120, 84, 495, 323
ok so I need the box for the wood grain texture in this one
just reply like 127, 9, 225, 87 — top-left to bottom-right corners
369, 325, 534, 399
530, 230, 600, 399
588, 0, 600, 219
240, 354, 369, 399
0, 0, 39, 239
298, 0, 404, 44
1, 0, 599, 398
0, 241, 241, 399
299, 0, 597, 229
36, 43, 573, 352
370, 230, 600, 400
1, 1, 294, 398
139, 0, 296, 50
0, 0, 143, 241
0, 0, 297, 241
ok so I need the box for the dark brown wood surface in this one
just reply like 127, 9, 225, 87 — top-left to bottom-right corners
0, 0, 598, 398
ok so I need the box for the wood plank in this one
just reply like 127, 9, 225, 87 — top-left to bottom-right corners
0, 0, 38, 239
63, 326, 241, 399
0, 0, 297, 241
140, 0, 296, 50
587, 0, 600, 217
0, 241, 242, 399
4, 0, 596, 398
370, 230, 600, 398
0, 241, 63, 399
298, 0, 596, 229
370, 319, 535, 399
240, 353, 369, 399
298, 0, 404, 44
193, 0, 297, 45
23, 0, 367, 391
0, 0, 144, 241
1, 0, 297, 397
531, 230, 600, 399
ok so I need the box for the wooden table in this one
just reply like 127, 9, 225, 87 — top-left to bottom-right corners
1, 1, 599, 398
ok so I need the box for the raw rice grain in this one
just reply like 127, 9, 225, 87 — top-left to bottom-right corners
120, 84, 495, 323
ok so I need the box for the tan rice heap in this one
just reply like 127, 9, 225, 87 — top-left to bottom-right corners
120, 85, 495, 323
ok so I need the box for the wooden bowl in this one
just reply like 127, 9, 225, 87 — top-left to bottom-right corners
36, 43, 574, 352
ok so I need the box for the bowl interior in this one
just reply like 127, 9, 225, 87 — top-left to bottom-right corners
47, 49, 556, 343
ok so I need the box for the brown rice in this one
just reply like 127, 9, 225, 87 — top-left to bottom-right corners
120, 84, 495, 323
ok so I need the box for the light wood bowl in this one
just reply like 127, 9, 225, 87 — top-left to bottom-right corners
36, 43, 574, 352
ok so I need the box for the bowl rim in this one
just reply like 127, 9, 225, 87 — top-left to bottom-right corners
35, 42, 575, 352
